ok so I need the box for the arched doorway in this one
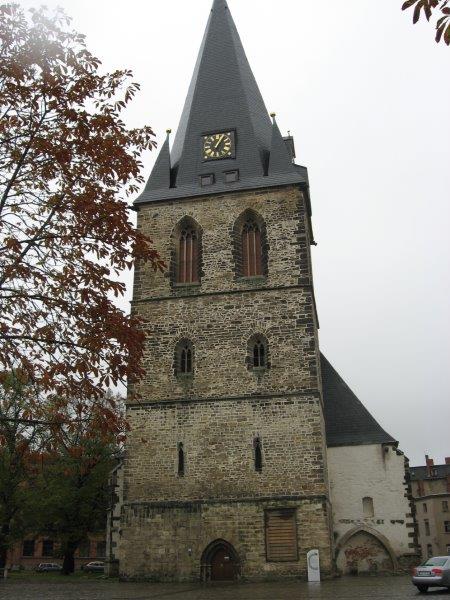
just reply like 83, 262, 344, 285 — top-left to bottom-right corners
336, 527, 397, 575
200, 539, 240, 581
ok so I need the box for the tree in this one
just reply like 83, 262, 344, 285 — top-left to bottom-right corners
0, 371, 46, 570
34, 395, 122, 575
402, 0, 450, 45
0, 4, 164, 406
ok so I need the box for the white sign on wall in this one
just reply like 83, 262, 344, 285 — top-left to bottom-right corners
307, 549, 321, 582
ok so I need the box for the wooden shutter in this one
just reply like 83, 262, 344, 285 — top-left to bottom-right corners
242, 222, 262, 277
178, 230, 199, 284
265, 509, 298, 562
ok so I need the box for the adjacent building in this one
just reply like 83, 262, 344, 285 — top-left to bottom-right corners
410, 456, 450, 558
117, 0, 418, 581
7, 535, 106, 571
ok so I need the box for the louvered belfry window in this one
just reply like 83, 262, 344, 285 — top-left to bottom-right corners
265, 509, 298, 562
178, 228, 199, 284
242, 220, 262, 277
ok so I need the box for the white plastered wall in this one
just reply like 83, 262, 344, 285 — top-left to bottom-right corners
327, 443, 413, 557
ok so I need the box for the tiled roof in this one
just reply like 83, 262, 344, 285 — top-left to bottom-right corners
321, 353, 397, 447
409, 465, 450, 480
136, 0, 305, 205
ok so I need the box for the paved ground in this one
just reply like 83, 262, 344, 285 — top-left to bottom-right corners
1, 575, 450, 600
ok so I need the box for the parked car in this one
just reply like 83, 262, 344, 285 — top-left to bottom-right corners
81, 561, 105, 572
412, 556, 450, 593
35, 562, 62, 572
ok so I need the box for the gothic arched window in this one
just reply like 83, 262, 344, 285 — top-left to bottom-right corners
175, 339, 194, 377
247, 334, 269, 372
178, 228, 199, 284
232, 210, 267, 280
253, 339, 265, 368
242, 219, 262, 277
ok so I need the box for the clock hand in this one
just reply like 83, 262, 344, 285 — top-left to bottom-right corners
214, 134, 225, 150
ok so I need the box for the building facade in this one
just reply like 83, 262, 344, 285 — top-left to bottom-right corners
321, 356, 418, 574
7, 535, 106, 571
118, 0, 418, 581
410, 456, 450, 559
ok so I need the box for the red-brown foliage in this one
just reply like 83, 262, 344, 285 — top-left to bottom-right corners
402, 0, 450, 44
0, 4, 164, 403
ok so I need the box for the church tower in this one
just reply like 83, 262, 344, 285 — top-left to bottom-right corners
120, 0, 333, 581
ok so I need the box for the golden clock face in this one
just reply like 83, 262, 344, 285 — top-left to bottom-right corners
203, 132, 234, 160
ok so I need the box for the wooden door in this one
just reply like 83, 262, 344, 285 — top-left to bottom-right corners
211, 548, 235, 580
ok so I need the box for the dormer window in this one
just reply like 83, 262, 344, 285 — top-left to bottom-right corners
200, 173, 214, 187
225, 170, 239, 183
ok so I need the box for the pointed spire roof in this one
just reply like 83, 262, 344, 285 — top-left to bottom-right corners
136, 0, 306, 205
268, 115, 295, 175
320, 353, 397, 448
145, 130, 171, 191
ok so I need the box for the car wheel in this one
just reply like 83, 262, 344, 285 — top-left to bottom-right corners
416, 585, 428, 593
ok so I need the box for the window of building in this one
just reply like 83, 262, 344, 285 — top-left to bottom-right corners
424, 519, 430, 536
254, 437, 263, 473
224, 170, 239, 183
42, 539, 54, 557
427, 543, 433, 558
78, 541, 90, 558
178, 228, 199, 284
362, 497, 375, 518
96, 541, 106, 558
22, 540, 35, 557
247, 334, 269, 373
174, 339, 194, 377
200, 173, 214, 187
447, 544, 450, 555
242, 219, 263, 277
423, 502, 428, 513
253, 339, 266, 368
265, 509, 298, 562
431, 467, 438, 477
232, 209, 267, 280
178, 443, 185, 477
443, 500, 449, 513
444, 521, 450, 533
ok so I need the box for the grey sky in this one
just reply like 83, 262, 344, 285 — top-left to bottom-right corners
19, 0, 450, 466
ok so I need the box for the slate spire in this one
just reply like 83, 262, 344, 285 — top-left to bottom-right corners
170, 0, 272, 185
268, 114, 295, 176
136, 0, 306, 205
145, 129, 171, 191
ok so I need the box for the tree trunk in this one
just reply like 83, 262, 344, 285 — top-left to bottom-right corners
0, 521, 11, 569
61, 547, 76, 575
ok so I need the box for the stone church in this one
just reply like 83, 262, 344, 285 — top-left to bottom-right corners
116, 0, 418, 581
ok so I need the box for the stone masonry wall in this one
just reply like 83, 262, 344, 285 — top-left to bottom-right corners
120, 184, 332, 580
120, 499, 332, 582
125, 396, 327, 503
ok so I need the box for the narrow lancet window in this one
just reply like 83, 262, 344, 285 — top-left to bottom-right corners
242, 220, 262, 277
178, 228, 199, 284
253, 340, 266, 368
362, 496, 374, 518
178, 443, 185, 477
175, 339, 194, 378
254, 437, 263, 472
181, 344, 192, 374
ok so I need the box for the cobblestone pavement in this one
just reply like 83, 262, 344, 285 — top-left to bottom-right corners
1, 576, 449, 600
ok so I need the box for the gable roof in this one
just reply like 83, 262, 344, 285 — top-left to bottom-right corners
136, 0, 306, 205
409, 464, 450, 481
321, 353, 397, 447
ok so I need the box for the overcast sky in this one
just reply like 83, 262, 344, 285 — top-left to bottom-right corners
19, 0, 450, 466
